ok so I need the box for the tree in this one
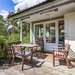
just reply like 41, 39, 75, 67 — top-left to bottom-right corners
0, 15, 7, 40
7, 19, 20, 42
0, 15, 7, 59
9, 19, 30, 43
0, 15, 7, 36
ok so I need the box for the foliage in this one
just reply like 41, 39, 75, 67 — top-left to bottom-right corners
9, 19, 30, 43
0, 15, 7, 36
8, 33, 19, 43
0, 15, 7, 44
0, 35, 6, 58
0, 35, 6, 44
22, 21, 30, 43
0, 15, 7, 59
23, 32, 30, 43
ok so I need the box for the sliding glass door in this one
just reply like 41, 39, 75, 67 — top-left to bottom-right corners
46, 22, 56, 43
34, 20, 64, 51
58, 20, 64, 46
35, 24, 44, 42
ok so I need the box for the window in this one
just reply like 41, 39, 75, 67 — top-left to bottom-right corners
46, 23, 56, 43
35, 24, 43, 41
58, 20, 64, 44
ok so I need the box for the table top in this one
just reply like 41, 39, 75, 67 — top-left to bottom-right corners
13, 43, 38, 48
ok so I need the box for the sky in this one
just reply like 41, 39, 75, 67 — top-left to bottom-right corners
0, 0, 14, 18
0, 0, 46, 18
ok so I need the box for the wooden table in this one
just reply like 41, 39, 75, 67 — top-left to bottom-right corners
13, 43, 38, 70
13, 43, 38, 60
16, 43, 38, 48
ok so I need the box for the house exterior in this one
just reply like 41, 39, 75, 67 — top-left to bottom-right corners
8, 0, 75, 52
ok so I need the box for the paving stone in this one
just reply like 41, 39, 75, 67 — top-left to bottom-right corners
0, 61, 75, 75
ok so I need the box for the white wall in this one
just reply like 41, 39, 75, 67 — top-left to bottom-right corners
65, 12, 75, 52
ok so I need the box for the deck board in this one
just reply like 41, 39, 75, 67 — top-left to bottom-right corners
0, 53, 75, 75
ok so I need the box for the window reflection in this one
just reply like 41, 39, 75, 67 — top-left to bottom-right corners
58, 20, 64, 44
35, 24, 43, 41
46, 23, 56, 43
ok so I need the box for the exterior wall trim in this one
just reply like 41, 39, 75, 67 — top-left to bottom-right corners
32, 16, 64, 24
8, 0, 74, 20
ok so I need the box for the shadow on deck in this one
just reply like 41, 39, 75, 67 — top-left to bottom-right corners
0, 52, 75, 75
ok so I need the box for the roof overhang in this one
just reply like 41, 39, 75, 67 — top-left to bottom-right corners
8, 0, 75, 21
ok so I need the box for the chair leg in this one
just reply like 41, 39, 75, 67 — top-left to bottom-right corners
65, 58, 71, 68
8, 56, 12, 64
11, 55, 15, 65
22, 57, 25, 70
53, 56, 55, 67
30, 52, 33, 63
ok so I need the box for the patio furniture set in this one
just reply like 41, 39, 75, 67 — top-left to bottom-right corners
6, 42, 75, 70
7, 41, 39, 70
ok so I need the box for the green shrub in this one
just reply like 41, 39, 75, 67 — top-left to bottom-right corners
7, 33, 19, 43
0, 35, 6, 44
23, 32, 30, 43
0, 35, 7, 58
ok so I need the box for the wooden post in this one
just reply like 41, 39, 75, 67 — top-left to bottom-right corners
18, 19, 22, 42
30, 22, 33, 43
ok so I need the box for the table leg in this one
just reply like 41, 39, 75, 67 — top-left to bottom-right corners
30, 48, 34, 63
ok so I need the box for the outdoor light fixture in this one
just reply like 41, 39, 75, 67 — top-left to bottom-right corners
7, 25, 13, 33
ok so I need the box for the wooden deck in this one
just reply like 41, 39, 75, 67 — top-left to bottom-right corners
0, 53, 75, 75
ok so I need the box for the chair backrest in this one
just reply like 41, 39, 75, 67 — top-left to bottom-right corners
68, 49, 75, 59
65, 44, 70, 51
53, 44, 70, 60
11, 42, 22, 56
12, 45, 21, 54
35, 37, 44, 51
6, 43, 13, 57
65, 44, 75, 59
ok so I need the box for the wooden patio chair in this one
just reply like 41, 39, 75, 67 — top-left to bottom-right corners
6, 41, 21, 64
67, 48, 75, 68
35, 37, 44, 52
53, 44, 70, 68
32, 37, 44, 58
6, 42, 13, 64
12, 43, 33, 70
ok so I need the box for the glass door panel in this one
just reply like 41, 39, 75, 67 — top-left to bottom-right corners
46, 23, 56, 43
35, 24, 44, 41
35, 24, 44, 51
58, 20, 64, 45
